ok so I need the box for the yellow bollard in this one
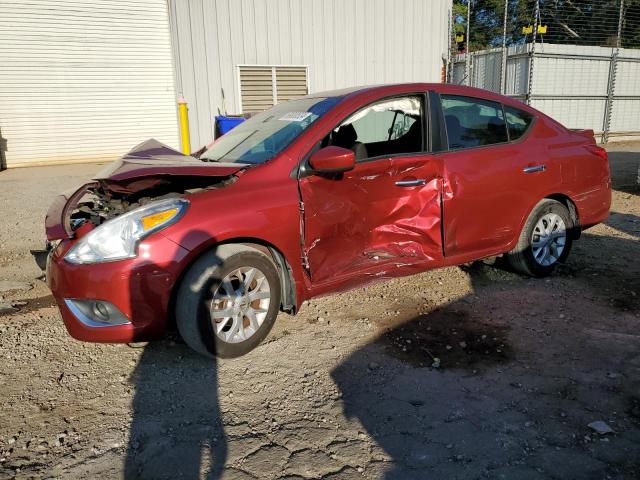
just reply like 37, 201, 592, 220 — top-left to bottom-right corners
177, 96, 191, 155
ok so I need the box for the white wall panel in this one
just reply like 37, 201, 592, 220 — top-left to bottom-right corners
0, 0, 178, 167
610, 99, 640, 133
615, 48, 640, 97
454, 43, 640, 137
533, 99, 608, 132
169, 0, 452, 149
532, 59, 610, 97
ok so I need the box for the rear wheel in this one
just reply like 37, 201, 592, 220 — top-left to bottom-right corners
507, 199, 573, 277
176, 245, 281, 358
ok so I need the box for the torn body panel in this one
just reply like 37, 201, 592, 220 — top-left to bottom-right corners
299, 154, 444, 291
94, 139, 246, 188
369, 157, 443, 259
45, 139, 244, 241
45, 183, 98, 241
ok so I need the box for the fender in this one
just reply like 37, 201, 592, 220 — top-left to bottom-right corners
160, 163, 308, 311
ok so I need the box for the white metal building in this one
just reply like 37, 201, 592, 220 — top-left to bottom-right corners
0, 0, 179, 168
0, 0, 452, 168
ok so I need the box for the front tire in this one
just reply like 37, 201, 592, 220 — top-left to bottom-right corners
507, 199, 573, 277
176, 245, 281, 358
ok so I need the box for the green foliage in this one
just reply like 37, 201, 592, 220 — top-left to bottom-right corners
452, 0, 639, 50
453, 0, 532, 51
624, 1, 640, 47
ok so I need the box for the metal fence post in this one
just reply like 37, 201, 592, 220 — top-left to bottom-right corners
602, 0, 624, 144
526, 0, 540, 105
500, 0, 508, 94
465, 0, 472, 86
446, 7, 453, 83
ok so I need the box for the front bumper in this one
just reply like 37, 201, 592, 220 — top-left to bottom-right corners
47, 233, 190, 343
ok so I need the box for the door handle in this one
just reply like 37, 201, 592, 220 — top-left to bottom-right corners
523, 165, 546, 173
395, 179, 426, 187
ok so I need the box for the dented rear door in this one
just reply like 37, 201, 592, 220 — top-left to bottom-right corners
299, 154, 444, 286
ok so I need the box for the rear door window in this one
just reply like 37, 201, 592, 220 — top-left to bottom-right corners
505, 106, 534, 141
441, 95, 508, 150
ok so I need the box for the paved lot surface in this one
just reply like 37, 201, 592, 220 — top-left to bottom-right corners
0, 145, 639, 479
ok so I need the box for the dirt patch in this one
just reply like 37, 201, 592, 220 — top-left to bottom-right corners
626, 395, 640, 425
0, 294, 56, 317
379, 308, 512, 370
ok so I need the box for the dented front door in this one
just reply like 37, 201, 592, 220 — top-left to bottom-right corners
299, 154, 444, 286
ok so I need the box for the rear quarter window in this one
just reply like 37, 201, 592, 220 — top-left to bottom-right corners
441, 95, 508, 150
505, 106, 534, 141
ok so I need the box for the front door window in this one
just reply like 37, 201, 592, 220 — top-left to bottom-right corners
329, 96, 424, 161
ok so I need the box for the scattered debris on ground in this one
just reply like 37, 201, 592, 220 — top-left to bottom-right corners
588, 421, 615, 436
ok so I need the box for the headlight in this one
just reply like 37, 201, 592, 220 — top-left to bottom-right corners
65, 198, 188, 264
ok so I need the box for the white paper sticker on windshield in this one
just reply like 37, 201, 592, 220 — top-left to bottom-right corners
279, 112, 312, 122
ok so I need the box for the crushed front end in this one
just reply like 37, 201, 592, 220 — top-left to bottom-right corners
38, 139, 246, 343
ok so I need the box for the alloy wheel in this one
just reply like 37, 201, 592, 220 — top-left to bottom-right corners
531, 213, 567, 266
209, 267, 271, 343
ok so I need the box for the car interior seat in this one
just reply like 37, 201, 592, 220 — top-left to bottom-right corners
332, 124, 368, 161
445, 115, 463, 148
397, 119, 422, 152
486, 117, 507, 145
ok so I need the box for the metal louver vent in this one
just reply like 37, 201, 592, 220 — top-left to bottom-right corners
239, 65, 308, 113
239, 66, 274, 113
275, 66, 308, 102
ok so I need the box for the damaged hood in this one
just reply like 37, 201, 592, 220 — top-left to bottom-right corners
45, 139, 247, 241
94, 138, 248, 184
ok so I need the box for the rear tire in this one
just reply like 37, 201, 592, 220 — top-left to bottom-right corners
176, 245, 281, 358
507, 199, 573, 277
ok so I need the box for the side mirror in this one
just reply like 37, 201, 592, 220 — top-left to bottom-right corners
308, 146, 355, 174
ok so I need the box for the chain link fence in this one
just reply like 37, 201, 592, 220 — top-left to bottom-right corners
446, 0, 640, 143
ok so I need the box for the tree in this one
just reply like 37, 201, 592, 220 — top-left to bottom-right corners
623, 1, 640, 47
539, 0, 622, 46
452, 0, 639, 50
453, 0, 534, 52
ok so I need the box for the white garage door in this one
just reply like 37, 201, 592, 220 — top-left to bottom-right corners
0, 0, 178, 167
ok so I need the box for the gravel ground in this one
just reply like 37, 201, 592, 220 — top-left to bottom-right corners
0, 145, 639, 480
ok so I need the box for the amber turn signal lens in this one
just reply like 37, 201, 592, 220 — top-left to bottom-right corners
141, 208, 179, 231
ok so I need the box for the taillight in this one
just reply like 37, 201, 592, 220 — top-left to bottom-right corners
586, 144, 608, 161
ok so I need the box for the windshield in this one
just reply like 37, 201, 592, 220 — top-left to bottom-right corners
200, 96, 343, 164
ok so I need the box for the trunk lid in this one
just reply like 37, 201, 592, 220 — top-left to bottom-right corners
569, 128, 597, 144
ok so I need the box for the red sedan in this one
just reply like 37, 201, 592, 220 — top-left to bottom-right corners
42, 84, 611, 357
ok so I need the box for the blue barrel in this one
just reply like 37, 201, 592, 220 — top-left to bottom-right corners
215, 115, 245, 135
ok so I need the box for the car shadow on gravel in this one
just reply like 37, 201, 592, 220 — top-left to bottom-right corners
608, 150, 639, 195
378, 301, 513, 370
124, 342, 227, 479
124, 235, 228, 479
605, 211, 640, 238
559, 222, 640, 314
332, 265, 520, 479
332, 236, 640, 479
